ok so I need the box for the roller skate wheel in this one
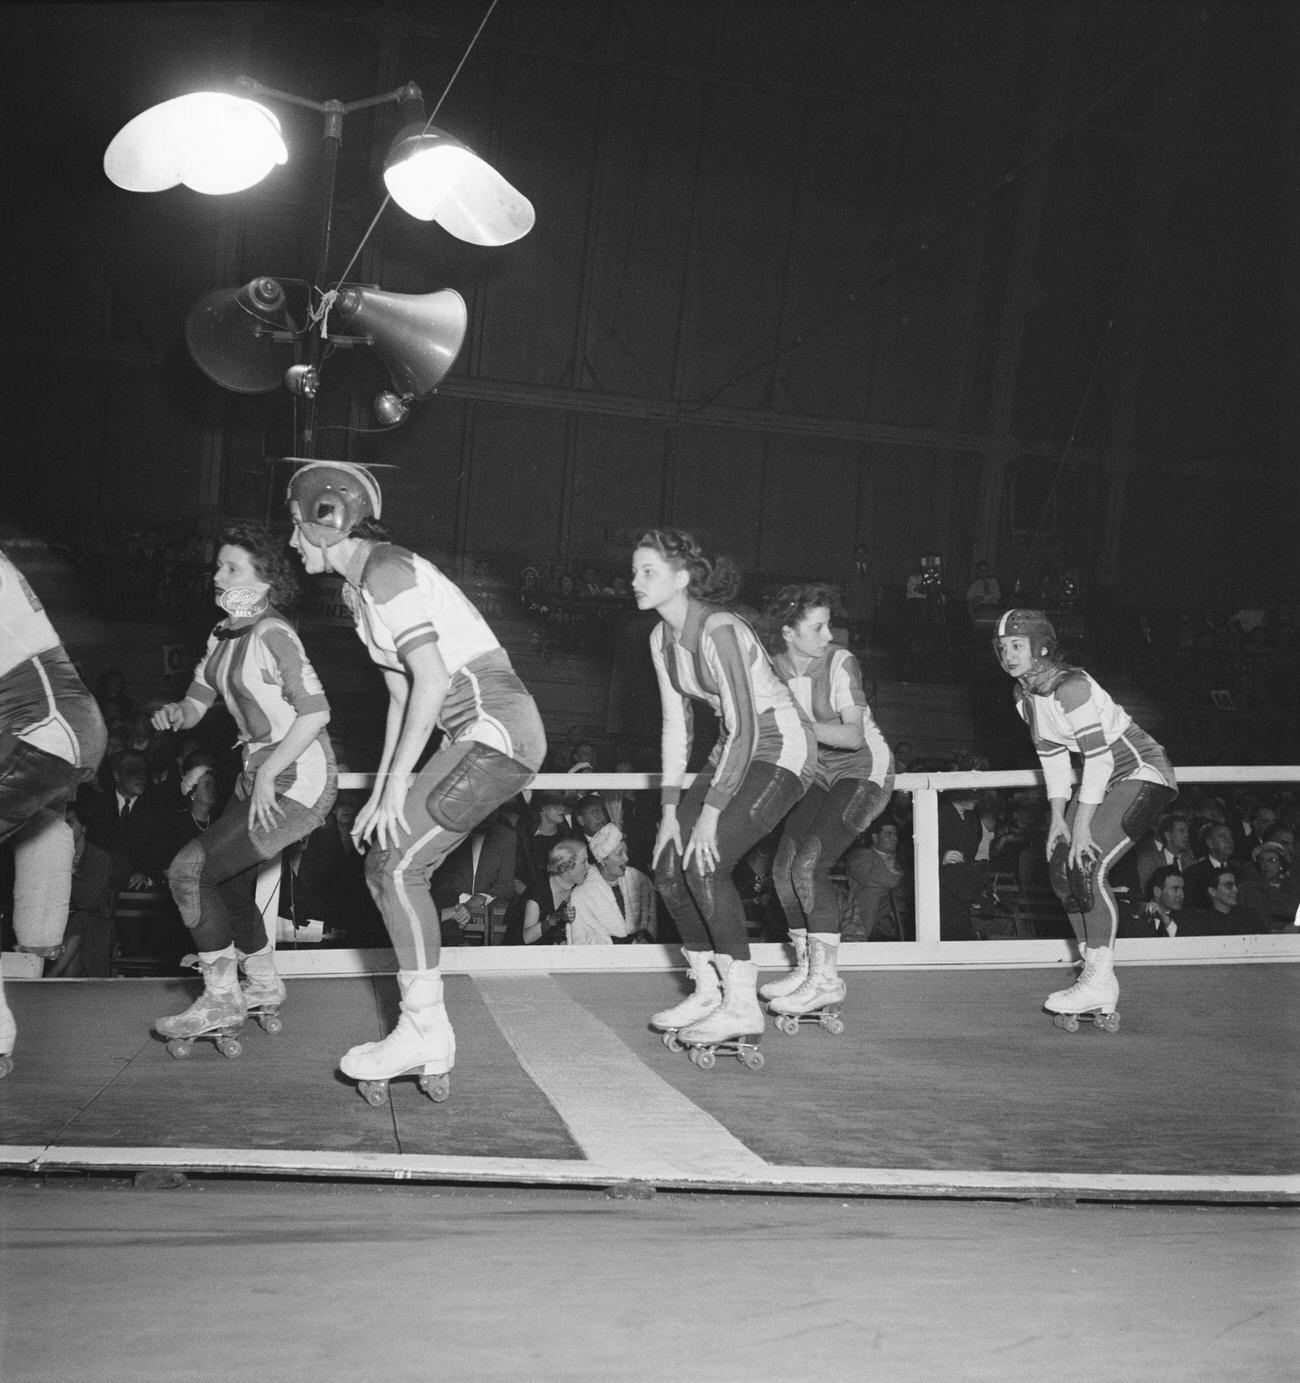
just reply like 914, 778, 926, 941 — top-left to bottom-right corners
1053, 1013, 1080, 1034
419, 1074, 451, 1103
167, 1040, 192, 1060
0, 1054, 14, 1078
358, 1080, 388, 1107
822, 1015, 845, 1036
775, 1015, 798, 1036
1097, 1012, 1121, 1033
741, 1050, 765, 1070
217, 1037, 242, 1058
694, 1048, 716, 1070
662, 1031, 682, 1053
260, 1014, 283, 1036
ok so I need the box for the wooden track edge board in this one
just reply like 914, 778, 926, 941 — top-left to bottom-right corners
2, 1145, 1296, 1203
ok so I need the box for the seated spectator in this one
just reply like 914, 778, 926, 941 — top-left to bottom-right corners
79, 749, 176, 891
1118, 864, 1184, 939
507, 837, 589, 945
568, 823, 655, 944
1127, 811, 1196, 896
573, 792, 611, 846
431, 810, 522, 945
1179, 867, 1266, 936
1183, 822, 1240, 907
1237, 841, 1298, 932
568, 741, 597, 775
174, 764, 221, 848
937, 785, 985, 940
516, 790, 577, 888
845, 818, 911, 941
278, 793, 387, 948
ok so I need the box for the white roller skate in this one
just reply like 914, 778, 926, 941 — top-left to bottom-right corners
758, 929, 808, 1002
156, 949, 247, 1059
677, 955, 765, 1070
238, 942, 286, 1036
768, 933, 847, 1036
0, 968, 15, 1079
651, 949, 721, 1052
1045, 945, 1120, 1033
341, 968, 455, 1106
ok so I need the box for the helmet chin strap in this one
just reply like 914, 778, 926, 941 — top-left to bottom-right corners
218, 584, 270, 618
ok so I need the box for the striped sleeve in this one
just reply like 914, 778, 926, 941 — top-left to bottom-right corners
829, 649, 868, 716
1022, 691, 1074, 800
259, 623, 330, 717
651, 624, 692, 807
701, 614, 759, 811
365, 546, 441, 662
1056, 673, 1113, 804
184, 631, 221, 710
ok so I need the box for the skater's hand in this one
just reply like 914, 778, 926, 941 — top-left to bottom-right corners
652, 811, 682, 868
353, 777, 411, 851
1068, 823, 1100, 871
683, 806, 721, 876
249, 768, 285, 835
1044, 817, 1070, 860
152, 702, 186, 733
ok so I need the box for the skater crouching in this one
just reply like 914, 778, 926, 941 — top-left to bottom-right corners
994, 610, 1175, 1023
151, 525, 336, 1045
632, 529, 815, 1056
760, 584, 895, 1022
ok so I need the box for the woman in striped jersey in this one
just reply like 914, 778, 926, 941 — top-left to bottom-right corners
151, 524, 337, 1042
633, 529, 815, 1050
994, 609, 1175, 1020
289, 463, 545, 1097
759, 584, 895, 1018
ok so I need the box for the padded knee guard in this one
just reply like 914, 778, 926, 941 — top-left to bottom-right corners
772, 833, 800, 919
425, 743, 535, 834
1121, 782, 1176, 844
1068, 855, 1097, 914
791, 836, 823, 916
167, 839, 208, 929
654, 846, 693, 917
841, 780, 890, 836
1047, 840, 1082, 914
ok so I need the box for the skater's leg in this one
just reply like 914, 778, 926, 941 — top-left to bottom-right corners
760, 789, 821, 1000
156, 945, 245, 1038
12, 807, 75, 962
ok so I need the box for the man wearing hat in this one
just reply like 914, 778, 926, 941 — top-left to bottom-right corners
569, 823, 656, 945
1237, 839, 1298, 931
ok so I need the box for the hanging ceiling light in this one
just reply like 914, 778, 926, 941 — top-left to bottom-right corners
104, 91, 287, 195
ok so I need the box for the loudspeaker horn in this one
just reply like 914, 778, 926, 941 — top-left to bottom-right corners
332, 286, 467, 400
185, 277, 306, 394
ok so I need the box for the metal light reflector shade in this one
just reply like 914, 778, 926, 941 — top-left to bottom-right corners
383, 127, 534, 245
104, 92, 287, 194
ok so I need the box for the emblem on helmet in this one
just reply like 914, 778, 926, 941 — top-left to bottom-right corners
286, 461, 383, 544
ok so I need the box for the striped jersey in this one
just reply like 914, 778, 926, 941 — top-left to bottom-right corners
0, 547, 105, 769
340, 541, 544, 761
652, 599, 814, 811
772, 645, 893, 789
185, 612, 333, 808
1016, 671, 1174, 804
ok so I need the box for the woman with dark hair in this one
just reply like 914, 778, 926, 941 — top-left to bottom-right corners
150, 523, 335, 1052
288, 462, 545, 1102
632, 528, 814, 1064
759, 584, 894, 1025
517, 789, 575, 888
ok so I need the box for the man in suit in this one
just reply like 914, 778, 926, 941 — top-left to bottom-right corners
1183, 822, 1239, 910
569, 824, 656, 944
937, 786, 985, 941
80, 749, 175, 891
1118, 864, 1185, 938
1127, 812, 1195, 896
431, 810, 521, 944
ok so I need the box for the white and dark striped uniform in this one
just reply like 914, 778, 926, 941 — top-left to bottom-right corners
773, 645, 892, 789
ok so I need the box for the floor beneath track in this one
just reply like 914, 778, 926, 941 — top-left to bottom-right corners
2, 964, 1296, 1201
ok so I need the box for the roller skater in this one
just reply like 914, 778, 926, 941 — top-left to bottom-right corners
289, 463, 544, 1105
994, 609, 1175, 1029
632, 529, 814, 1071
760, 584, 894, 1034
0, 545, 107, 1077
152, 524, 336, 1052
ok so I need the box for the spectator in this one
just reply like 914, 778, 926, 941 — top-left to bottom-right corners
1179, 867, 1265, 936
839, 545, 882, 644
937, 785, 985, 940
508, 837, 589, 945
174, 764, 220, 848
93, 667, 135, 734
1237, 841, 1298, 932
80, 749, 175, 891
1128, 812, 1196, 895
569, 823, 656, 944
516, 789, 576, 888
845, 818, 911, 941
1183, 822, 1239, 907
573, 792, 611, 845
1118, 864, 1184, 939
431, 811, 522, 945
279, 794, 387, 948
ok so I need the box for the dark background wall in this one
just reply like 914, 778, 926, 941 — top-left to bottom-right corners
3, 0, 1296, 608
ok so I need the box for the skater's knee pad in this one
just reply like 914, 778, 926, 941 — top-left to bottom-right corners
841, 781, 890, 836
684, 863, 716, 922
1047, 841, 1081, 913
167, 839, 207, 928
0, 733, 85, 846
424, 743, 534, 835
791, 836, 824, 915
1121, 782, 1175, 844
1068, 855, 1097, 913
771, 834, 799, 911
